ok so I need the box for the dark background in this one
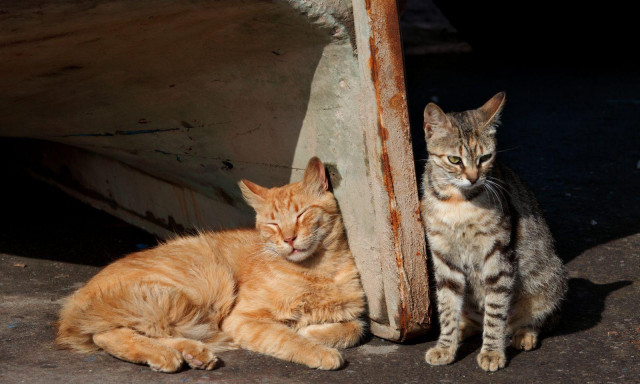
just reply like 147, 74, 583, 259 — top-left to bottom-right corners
432, 0, 638, 62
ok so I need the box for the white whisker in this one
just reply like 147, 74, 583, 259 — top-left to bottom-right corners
496, 146, 521, 153
484, 182, 504, 214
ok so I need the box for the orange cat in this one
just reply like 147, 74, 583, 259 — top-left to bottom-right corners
56, 157, 366, 372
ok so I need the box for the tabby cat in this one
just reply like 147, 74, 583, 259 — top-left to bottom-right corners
56, 157, 366, 372
420, 92, 567, 371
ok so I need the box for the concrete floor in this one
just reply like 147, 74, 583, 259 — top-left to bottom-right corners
1, 38, 639, 384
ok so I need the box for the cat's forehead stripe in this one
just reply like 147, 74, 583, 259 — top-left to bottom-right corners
269, 189, 301, 215
469, 137, 479, 156
470, 136, 479, 153
461, 137, 472, 158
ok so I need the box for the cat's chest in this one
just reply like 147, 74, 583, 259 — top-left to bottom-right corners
260, 269, 337, 302
425, 195, 491, 229
272, 276, 344, 322
423, 195, 501, 264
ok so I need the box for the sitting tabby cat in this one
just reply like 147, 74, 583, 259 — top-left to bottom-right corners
56, 157, 366, 372
420, 92, 567, 371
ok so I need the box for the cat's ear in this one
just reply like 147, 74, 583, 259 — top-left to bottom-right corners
477, 92, 506, 134
423, 103, 453, 140
239, 179, 267, 209
302, 157, 329, 195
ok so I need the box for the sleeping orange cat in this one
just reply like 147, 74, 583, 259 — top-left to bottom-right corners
56, 157, 366, 372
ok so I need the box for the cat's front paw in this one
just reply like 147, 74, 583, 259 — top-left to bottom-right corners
425, 346, 455, 366
477, 350, 506, 372
312, 347, 344, 370
148, 349, 183, 373
298, 321, 363, 349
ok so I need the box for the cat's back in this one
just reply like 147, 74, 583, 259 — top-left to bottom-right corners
90, 229, 253, 280
65, 228, 262, 313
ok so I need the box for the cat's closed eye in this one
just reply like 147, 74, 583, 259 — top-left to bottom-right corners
265, 223, 280, 231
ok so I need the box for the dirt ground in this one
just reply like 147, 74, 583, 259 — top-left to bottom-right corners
1, 12, 639, 384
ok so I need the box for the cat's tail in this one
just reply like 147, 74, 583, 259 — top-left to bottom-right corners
204, 331, 239, 353
55, 293, 101, 353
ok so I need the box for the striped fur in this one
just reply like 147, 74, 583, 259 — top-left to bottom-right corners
420, 93, 567, 372
56, 157, 366, 372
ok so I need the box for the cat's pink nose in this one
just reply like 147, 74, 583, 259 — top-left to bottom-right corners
465, 170, 479, 184
284, 236, 297, 246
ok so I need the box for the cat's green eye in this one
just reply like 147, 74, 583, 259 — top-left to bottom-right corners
478, 154, 493, 164
447, 156, 462, 165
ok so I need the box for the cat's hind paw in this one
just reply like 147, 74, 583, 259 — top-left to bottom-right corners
181, 344, 218, 370
511, 328, 538, 351
425, 346, 455, 366
158, 338, 218, 370
477, 350, 506, 372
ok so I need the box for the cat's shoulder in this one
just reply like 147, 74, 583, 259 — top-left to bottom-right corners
146, 228, 260, 255
202, 227, 259, 239
196, 228, 262, 249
